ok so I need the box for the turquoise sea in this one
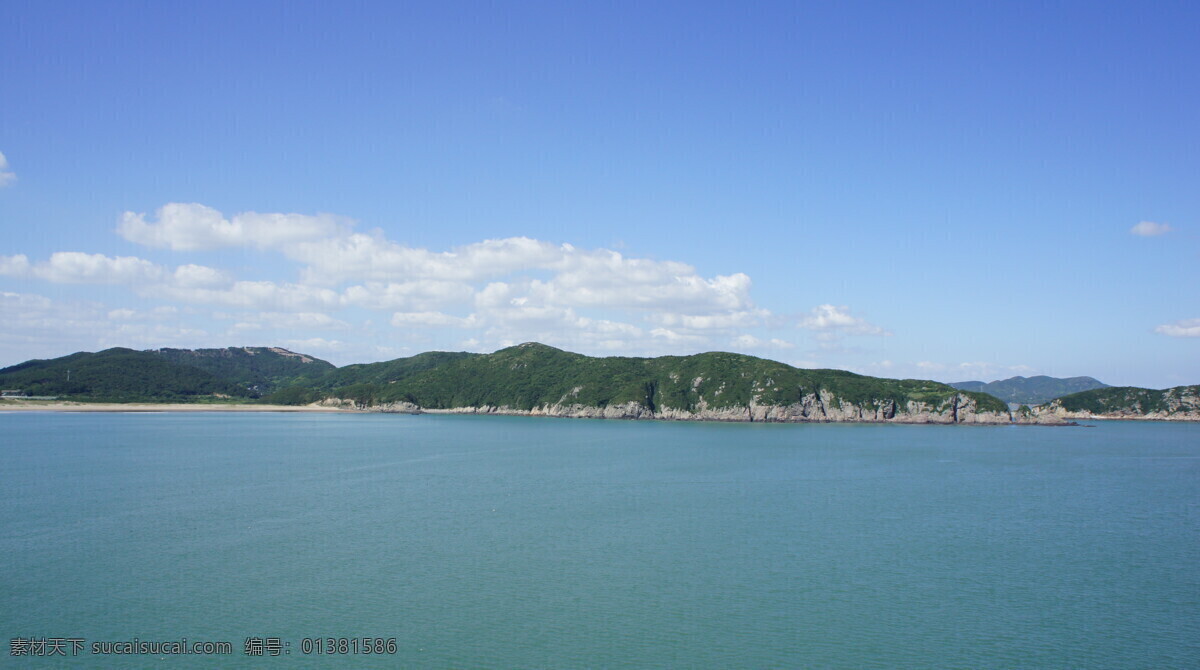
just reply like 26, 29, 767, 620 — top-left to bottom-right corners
2, 413, 1198, 668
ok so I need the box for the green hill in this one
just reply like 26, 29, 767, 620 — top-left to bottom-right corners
1049, 385, 1200, 417
310, 342, 1009, 418
152, 346, 336, 395
0, 342, 1017, 421
310, 351, 477, 389
261, 350, 476, 405
950, 375, 1109, 405
0, 348, 247, 402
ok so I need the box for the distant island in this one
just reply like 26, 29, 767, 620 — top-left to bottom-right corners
949, 375, 1110, 406
1, 344, 1197, 423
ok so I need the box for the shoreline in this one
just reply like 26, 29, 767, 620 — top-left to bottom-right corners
1, 400, 1195, 422
0, 401, 348, 413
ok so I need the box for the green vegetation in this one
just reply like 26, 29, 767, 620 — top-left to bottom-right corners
260, 385, 324, 406
261, 351, 478, 406
0, 348, 247, 402
153, 346, 335, 395
311, 351, 477, 389
0, 346, 334, 402
950, 375, 1109, 405
0, 342, 1017, 417
1053, 385, 1199, 415
334, 342, 1010, 415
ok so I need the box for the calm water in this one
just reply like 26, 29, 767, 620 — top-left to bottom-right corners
1, 413, 1197, 668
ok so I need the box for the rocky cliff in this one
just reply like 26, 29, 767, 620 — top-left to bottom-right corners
1017, 385, 1200, 422
307, 343, 1022, 424
331, 390, 1015, 424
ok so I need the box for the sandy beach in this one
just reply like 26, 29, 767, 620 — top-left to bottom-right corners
0, 400, 347, 413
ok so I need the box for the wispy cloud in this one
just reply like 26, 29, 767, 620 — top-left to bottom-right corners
1155, 318, 1200, 338
390, 311, 478, 328
798, 304, 891, 340
0, 151, 14, 187
0, 291, 208, 360
730, 334, 794, 349
857, 359, 1036, 382
4, 201, 881, 356
119, 203, 347, 251
1130, 221, 1172, 236
280, 337, 346, 353
1, 252, 171, 285
221, 311, 350, 331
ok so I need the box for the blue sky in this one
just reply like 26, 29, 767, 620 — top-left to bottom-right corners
1, 0, 1197, 387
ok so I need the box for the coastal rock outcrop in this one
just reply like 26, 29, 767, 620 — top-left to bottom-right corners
1019, 385, 1200, 422
359, 392, 1014, 424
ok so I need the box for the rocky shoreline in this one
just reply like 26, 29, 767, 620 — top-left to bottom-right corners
0, 400, 344, 412
1018, 407, 1200, 423
5, 397, 1195, 423
1015, 387, 1200, 423
320, 392, 1064, 425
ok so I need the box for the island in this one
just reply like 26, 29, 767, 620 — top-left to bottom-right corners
2, 343, 1197, 423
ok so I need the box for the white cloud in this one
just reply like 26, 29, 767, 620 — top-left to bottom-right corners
482, 301, 573, 326
221, 311, 349, 331
281, 337, 345, 352
474, 281, 522, 309
1156, 318, 1200, 338
1130, 221, 1172, 236
0, 291, 209, 360
650, 327, 704, 343
288, 231, 755, 321
928, 361, 1037, 382
1, 252, 237, 291
457, 264, 756, 351
101, 323, 209, 348
858, 360, 1040, 383
452, 237, 565, 278
426, 288, 653, 352
0, 254, 31, 276
119, 203, 346, 251
117, 203, 758, 318
290, 233, 564, 284
650, 309, 767, 330
172, 264, 232, 288
145, 281, 344, 312
0, 150, 14, 187
284, 225, 754, 318
732, 334, 760, 347
580, 318, 643, 337
89, 203, 769, 348
529, 252, 753, 313
798, 304, 890, 338
343, 280, 474, 311
390, 311, 477, 328
5, 201, 843, 357
32, 252, 165, 284
3, 251, 344, 320
1, 290, 52, 311
731, 334, 794, 349
105, 306, 181, 322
